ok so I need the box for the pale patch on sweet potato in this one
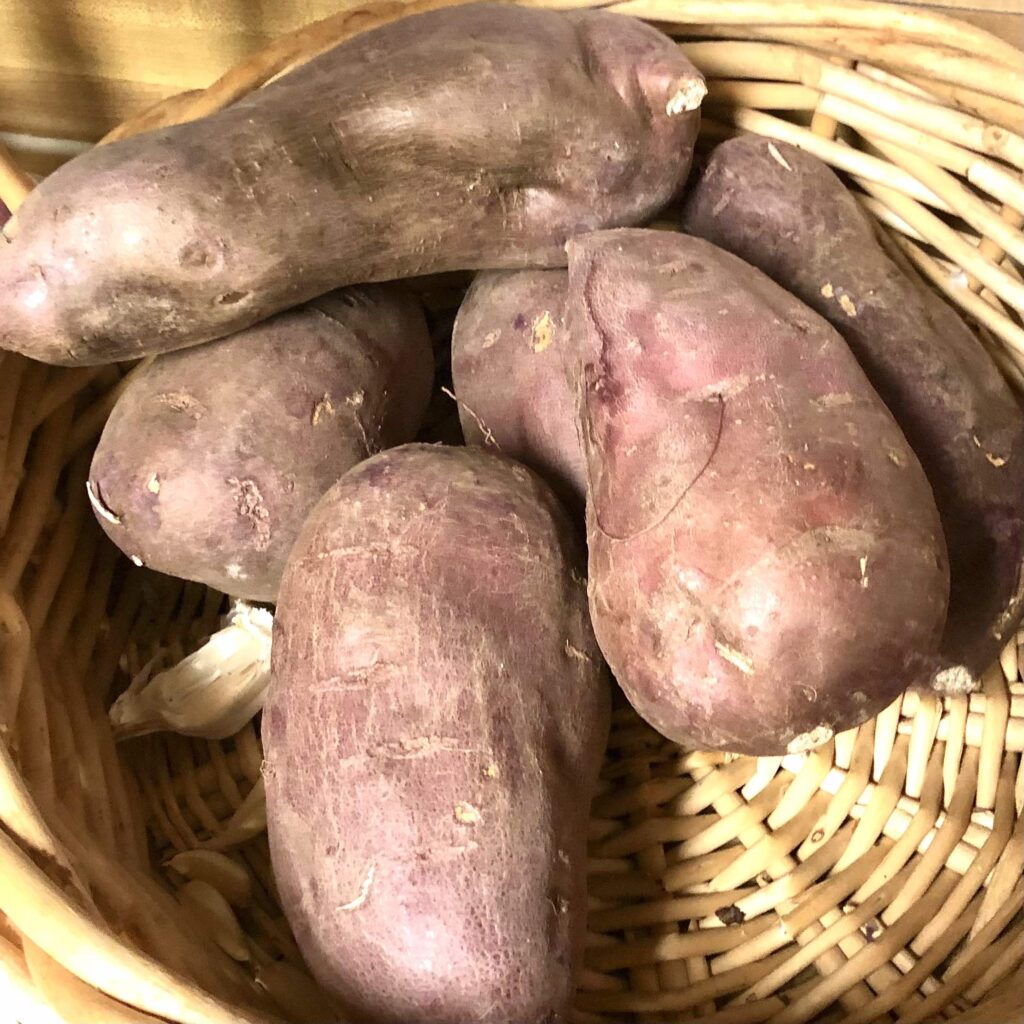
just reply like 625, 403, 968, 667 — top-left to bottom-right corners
311, 393, 335, 426
786, 725, 834, 755
531, 311, 555, 353
227, 477, 272, 551
337, 863, 376, 912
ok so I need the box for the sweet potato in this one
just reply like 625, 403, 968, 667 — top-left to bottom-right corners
452, 269, 583, 510
263, 444, 609, 1023
88, 284, 432, 602
0, 3, 704, 365
681, 136, 1024, 690
569, 229, 948, 755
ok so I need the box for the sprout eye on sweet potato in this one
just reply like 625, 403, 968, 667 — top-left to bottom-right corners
681, 136, 1024, 691
88, 284, 433, 602
0, 2, 704, 366
263, 443, 610, 1024
568, 228, 949, 756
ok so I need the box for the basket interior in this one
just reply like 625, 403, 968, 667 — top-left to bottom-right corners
1, 2, 1024, 1022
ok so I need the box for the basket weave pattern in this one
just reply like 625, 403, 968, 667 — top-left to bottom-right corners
0, 1, 1022, 1021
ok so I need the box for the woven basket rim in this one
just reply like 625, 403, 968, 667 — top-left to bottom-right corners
0, 2, 1023, 1023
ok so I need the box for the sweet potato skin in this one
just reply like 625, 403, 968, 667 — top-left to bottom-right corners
88, 284, 432, 602
569, 229, 948, 755
263, 444, 609, 1023
0, 3, 703, 365
681, 136, 1024, 689
452, 269, 584, 511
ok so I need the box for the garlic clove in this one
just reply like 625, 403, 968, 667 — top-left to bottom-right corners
166, 849, 253, 908
109, 602, 273, 741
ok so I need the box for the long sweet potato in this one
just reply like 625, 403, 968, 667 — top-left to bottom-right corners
0, 3, 703, 365
681, 136, 1024, 690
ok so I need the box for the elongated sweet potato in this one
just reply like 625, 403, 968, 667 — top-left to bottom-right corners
0, 3, 704, 365
569, 229, 948, 755
264, 444, 609, 1023
452, 269, 583, 510
681, 136, 1024, 690
88, 284, 432, 601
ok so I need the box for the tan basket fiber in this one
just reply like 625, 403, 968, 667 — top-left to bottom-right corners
1, 1, 1023, 1021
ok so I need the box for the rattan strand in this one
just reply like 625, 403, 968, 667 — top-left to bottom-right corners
0, 1, 1022, 1021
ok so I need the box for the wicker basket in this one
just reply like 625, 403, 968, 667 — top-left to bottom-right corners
0, 1, 1023, 1021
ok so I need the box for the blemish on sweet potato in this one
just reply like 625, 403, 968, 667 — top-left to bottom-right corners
531, 310, 555, 353
714, 641, 754, 675
156, 391, 203, 417
565, 640, 592, 663
85, 480, 121, 525
337, 862, 375, 912
767, 143, 792, 171
311, 393, 335, 426
454, 802, 482, 826
786, 725, 834, 754
227, 477, 271, 551
178, 240, 213, 269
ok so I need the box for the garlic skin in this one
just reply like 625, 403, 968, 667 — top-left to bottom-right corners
109, 602, 273, 740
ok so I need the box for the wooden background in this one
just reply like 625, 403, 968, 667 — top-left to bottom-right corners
0, 0, 1021, 173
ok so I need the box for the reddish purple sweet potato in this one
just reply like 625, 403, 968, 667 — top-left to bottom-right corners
264, 444, 609, 1023
0, 3, 704, 365
569, 229, 948, 755
88, 284, 432, 601
452, 269, 583, 510
681, 136, 1024, 690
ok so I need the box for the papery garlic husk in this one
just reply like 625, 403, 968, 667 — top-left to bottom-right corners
109, 602, 273, 740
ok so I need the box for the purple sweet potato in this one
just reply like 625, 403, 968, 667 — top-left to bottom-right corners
264, 444, 609, 1023
88, 284, 432, 601
0, 3, 704, 365
568, 229, 948, 755
681, 135, 1024, 690
452, 269, 583, 510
